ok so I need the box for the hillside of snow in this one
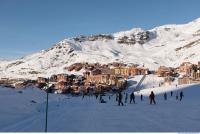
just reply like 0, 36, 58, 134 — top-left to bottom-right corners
0, 82, 200, 132
0, 18, 200, 79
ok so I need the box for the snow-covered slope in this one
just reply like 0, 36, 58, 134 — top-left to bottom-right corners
1, 18, 200, 79
0, 83, 200, 132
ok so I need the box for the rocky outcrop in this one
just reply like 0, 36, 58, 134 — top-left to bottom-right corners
117, 31, 150, 45
6, 61, 24, 69
73, 34, 114, 42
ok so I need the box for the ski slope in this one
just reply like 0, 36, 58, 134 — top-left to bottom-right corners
0, 83, 200, 132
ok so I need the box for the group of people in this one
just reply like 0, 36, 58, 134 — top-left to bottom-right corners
116, 90, 184, 106
116, 91, 142, 106
164, 91, 184, 101
91, 87, 185, 106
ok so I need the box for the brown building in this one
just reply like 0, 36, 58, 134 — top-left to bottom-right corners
55, 81, 68, 91
111, 66, 148, 77
178, 76, 191, 85
179, 62, 193, 76
71, 85, 80, 94
198, 61, 200, 67
129, 67, 148, 76
156, 66, 175, 77
192, 70, 200, 80
57, 74, 68, 82
178, 75, 200, 85
37, 77, 48, 84
178, 61, 200, 85
111, 67, 129, 77
85, 74, 110, 85
84, 69, 102, 77
49, 75, 57, 82
85, 72, 126, 90
91, 69, 102, 75
115, 76, 127, 89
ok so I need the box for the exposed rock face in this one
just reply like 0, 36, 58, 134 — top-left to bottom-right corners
70, 31, 153, 45
117, 36, 135, 45
0, 18, 200, 80
73, 34, 114, 42
117, 30, 150, 45
175, 39, 200, 51
6, 61, 24, 69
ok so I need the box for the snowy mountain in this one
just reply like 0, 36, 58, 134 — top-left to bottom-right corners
0, 18, 200, 80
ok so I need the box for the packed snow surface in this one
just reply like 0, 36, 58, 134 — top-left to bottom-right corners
0, 83, 200, 132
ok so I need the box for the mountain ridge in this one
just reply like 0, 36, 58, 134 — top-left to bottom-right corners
0, 17, 200, 80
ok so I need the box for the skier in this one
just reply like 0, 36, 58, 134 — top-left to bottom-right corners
95, 94, 98, 99
164, 92, 167, 100
130, 92, 135, 104
99, 95, 106, 103
170, 91, 173, 96
125, 93, 128, 103
149, 91, 156, 104
82, 94, 85, 100
176, 92, 179, 100
99, 95, 103, 102
116, 93, 119, 102
180, 91, 184, 101
140, 94, 143, 101
118, 92, 124, 106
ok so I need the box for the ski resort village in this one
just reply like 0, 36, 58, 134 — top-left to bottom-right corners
1, 61, 200, 95
1, 52, 200, 132
1, 1, 200, 131
0, 60, 200, 132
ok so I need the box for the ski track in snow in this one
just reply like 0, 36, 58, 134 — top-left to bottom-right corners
0, 82, 200, 132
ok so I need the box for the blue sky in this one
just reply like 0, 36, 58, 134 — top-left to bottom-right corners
0, 0, 200, 59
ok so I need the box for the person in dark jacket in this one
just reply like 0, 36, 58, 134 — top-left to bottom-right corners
118, 92, 124, 106
95, 94, 98, 99
82, 94, 85, 100
180, 91, 184, 101
99, 95, 103, 102
149, 91, 156, 104
116, 93, 119, 102
125, 93, 128, 103
176, 92, 179, 100
130, 92, 135, 104
140, 94, 143, 101
164, 92, 167, 100
170, 91, 173, 96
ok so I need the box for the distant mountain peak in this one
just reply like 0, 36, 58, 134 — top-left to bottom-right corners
0, 17, 200, 80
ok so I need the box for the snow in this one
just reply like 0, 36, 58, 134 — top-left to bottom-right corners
127, 75, 165, 90
0, 17, 200, 132
0, 17, 200, 80
0, 81, 200, 132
